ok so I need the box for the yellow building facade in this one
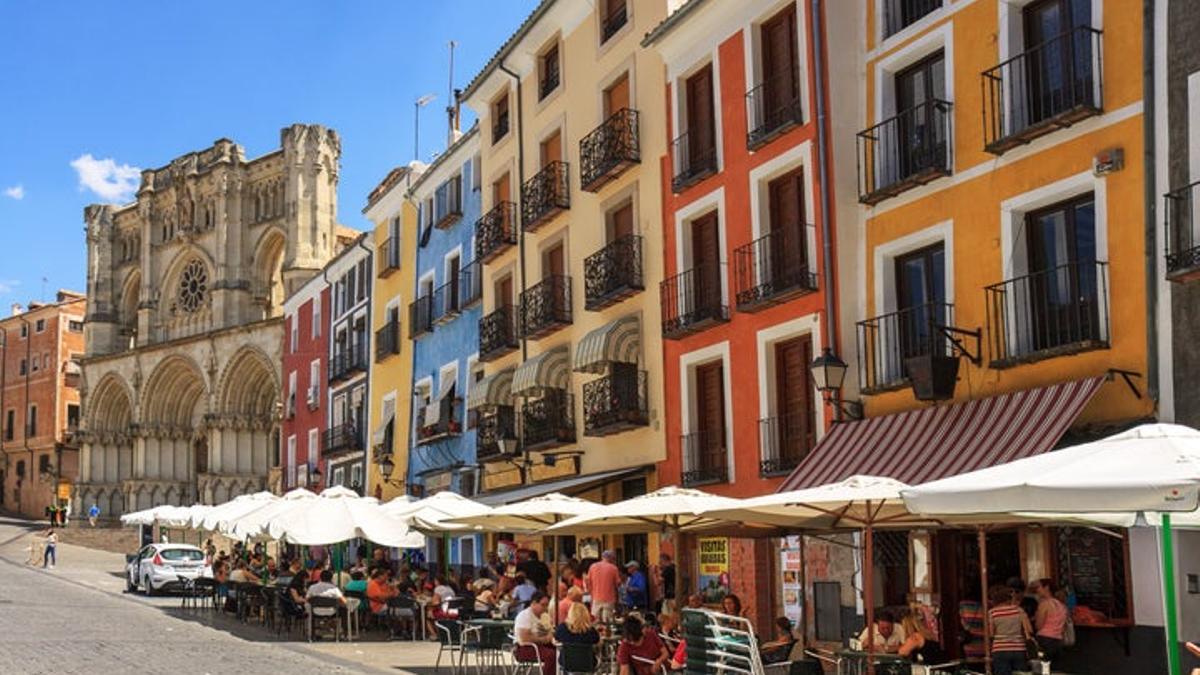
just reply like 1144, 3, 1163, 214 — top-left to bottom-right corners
364, 164, 423, 501
461, 0, 669, 511
850, 0, 1152, 427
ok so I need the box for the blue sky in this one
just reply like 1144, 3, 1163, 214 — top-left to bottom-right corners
0, 0, 539, 305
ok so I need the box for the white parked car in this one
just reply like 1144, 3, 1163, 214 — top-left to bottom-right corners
125, 543, 208, 595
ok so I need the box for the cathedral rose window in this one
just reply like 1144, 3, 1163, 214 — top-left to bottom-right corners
178, 259, 209, 312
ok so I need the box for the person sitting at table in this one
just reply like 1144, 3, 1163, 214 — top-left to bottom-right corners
515, 591, 556, 675
474, 579, 499, 614
558, 586, 583, 623
307, 569, 347, 603
262, 556, 278, 581
229, 560, 261, 585
433, 575, 457, 602
686, 594, 703, 610
623, 561, 649, 612
513, 573, 538, 610
283, 559, 308, 619
344, 570, 368, 595
856, 608, 905, 653
617, 615, 669, 675
367, 568, 399, 615
555, 600, 601, 646
988, 584, 1033, 675
760, 617, 798, 664
721, 594, 744, 619
898, 610, 944, 664
658, 612, 680, 641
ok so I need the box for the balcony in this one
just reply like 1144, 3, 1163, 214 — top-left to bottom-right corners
983, 26, 1102, 155
322, 422, 363, 457
985, 260, 1109, 368
476, 202, 518, 263
522, 161, 570, 232
374, 320, 400, 362
409, 295, 434, 339
1165, 180, 1200, 280
681, 429, 727, 487
734, 228, 817, 311
328, 343, 368, 382
671, 129, 718, 193
415, 396, 463, 445
433, 177, 463, 229
479, 306, 520, 362
521, 275, 572, 340
584, 235, 644, 310
661, 265, 728, 339
377, 238, 401, 277
521, 391, 575, 451
759, 411, 813, 477
601, 1, 627, 43
583, 366, 648, 437
432, 280, 462, 326
580, 109, 640, 192
857, 99, 953, 204
882, 0, 941, 39
460, 260, 483, 308
476, 405, 517, 461
746, 69, 804, 149
857, 303, 955, 393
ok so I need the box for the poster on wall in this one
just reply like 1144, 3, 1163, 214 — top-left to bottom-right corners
698, 537, 731, 604
780, 538, 803, 627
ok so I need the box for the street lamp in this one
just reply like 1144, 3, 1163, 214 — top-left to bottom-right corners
414, 94, 436, 161
810, 348, 862, 422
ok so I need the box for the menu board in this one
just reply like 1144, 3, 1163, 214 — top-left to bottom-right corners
1059, 528, 1116, 617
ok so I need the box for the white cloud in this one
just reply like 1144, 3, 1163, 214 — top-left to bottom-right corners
0, 280, 19, 296
2, 185, 23, 200
69, 154, 141, 202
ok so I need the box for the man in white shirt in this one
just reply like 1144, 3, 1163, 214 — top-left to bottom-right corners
306, 569, 347, 609
513, 591, 554, 675
857, 610, 906, 653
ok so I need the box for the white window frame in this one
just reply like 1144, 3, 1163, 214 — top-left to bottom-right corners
312, 295, 322, 339
755, 316, 825, 455
670, 55, 724, 177
287, 435, 297, 487
743, 0, 812, 128
288, 314, 298, 353
672, 187, 729, 308
748, 140, 817, 272
678, 341, 735, 484
350, 463, 364, 491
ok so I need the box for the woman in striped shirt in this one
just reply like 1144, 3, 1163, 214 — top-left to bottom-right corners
988, 585, 1033, 675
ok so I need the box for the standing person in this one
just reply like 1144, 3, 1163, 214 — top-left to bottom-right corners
988, 585, 1033, 675
623, 561, 649, 611
1033, 579, 1068, 660
514, 592, 556, 675
519, 550, 552, 592
586, 550, 622, 622
657, 553, 676, 612
87, 503, 100, 527
42, 528, 57, 569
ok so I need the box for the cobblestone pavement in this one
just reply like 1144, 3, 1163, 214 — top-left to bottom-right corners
0, 516, 445, 674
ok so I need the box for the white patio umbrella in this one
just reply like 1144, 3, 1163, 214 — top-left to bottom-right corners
194, 491, 278, 531
120, 504, 175, 527
545, 486, 749, 536
222, 488, 318, 540
265, 485, 424, 548
902, 423, 1200, 675
157, 504, 213, 529
383, 491, 492, 532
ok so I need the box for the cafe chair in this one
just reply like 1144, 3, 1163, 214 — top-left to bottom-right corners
461, 622, 508, 673
434, 619, 466, 672
559, 642, 598, 674
307, 596, 343, 642
631, 654, 668, 675
509, 634, 549, 675
388, 595, 419, 640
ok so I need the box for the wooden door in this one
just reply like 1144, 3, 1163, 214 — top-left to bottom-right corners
495, 275, 513, 309
543, 242, 565, 280
767, 167, 806, 282
690, 211, 720, 313
695, 361, 726, 471
773, 336, 813, 464
610, 202, 634, 243
492, 172, 510, 205
604, 73, 631, 117
540, 130, 562, 168
761, 4, 798, 109
447, 255, 461, 312
685, 65, 715, 165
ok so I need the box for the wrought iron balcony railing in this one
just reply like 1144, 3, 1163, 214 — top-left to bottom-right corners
671, 128, 718, 193
681, 429, 728, 487
460, 260, 483, 308
409, 295, 434, 339
377, 237, 401, 277
476, 405, 517, 461
521, 391, 575, 451
759, 411, 814, 477
985, 260, 1109, 367
584, 235, 644, 311
433, 176, 463, 229
375, 320, 401, 362
521, 275, 572, 340
601, 1, 628, 43
432, 280, 461, 326
580, 109, 640, 192
857, 99, 953, 204
415, 396, 463, 444
882, 0, 941, 38
322, 422, 363, 457
583, 366, 648, 437
734, 226, 817, 311
983, 26, 1102, 155
746, 69, 803, 149
329, 343, 368, 382
479, 305, 520, 362
522, 161, 570, 231
1165, 180, 1200, 278
661, 264, 728, 339
857, 302, 955, 392
475, 202, 518, 263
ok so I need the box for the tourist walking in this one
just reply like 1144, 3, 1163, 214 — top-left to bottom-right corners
42, 528, 57, 569
88, 503, 100, 527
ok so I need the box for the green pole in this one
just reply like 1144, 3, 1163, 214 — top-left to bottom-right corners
1162, 513, 1181, 675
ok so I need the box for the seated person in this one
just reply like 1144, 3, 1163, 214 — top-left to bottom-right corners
557, 586, 583, 623
617, 615, 669, 675
306, 569, 347, 606
229, 561, 261, 584
344, 570, 368, 594
514, 592, 556, 675
658, 612, 681, 641
760, 617, 797, 664
513, 573, 538, 609
857, 609, 906, 653
898, 611, 945, 664
366, 568, 399, 615
555, 601, 601, 645
283, 559, 308, 618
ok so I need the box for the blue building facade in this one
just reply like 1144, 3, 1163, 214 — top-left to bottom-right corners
407, 126, 484, 568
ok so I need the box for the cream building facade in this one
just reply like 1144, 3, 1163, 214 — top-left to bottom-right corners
75, 124, 343, 518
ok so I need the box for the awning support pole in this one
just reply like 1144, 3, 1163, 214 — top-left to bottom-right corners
979, 527, 991, 675
1162, 513, 1181, 675
864, 516, 875, 675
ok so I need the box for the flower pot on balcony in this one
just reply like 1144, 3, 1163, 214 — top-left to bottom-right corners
904, 354, 960, 401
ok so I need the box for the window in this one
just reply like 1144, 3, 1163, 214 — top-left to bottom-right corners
288, 315, 298, 353
350, 463, 363, 491
601, 0, 628, 43
15, 460, 24, 479
471, 155, 482, 192
882, 0, 942, 39
27, 405, 36, 437
762, 334, 815, 475
309, 360, 320, 407
288, 371, 297, 417
674, 64, 718, 189
68, 320, 83, 333
18, 359, 26, 376
30, 357, 37, 373
492, 93, 510, 144
19, 324, 27, 339
1022, 194, 1101, 353
684, 359, 728, 486
42, 353, 49, 371
67, 403, 80, 431
287, 435, 297, 487
4, 410, 13, 441
38, 454, 51, 475
307, 429, 318, 465
35, 318, 45, 333
332, 466, 346, 488
539, 43, 561, 100
312, 296, 321, 339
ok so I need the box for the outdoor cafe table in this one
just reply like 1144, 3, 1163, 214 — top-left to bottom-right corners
464, 618, 513, 674
835, 650, 909, 675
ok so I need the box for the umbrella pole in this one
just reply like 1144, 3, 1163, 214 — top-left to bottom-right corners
978, 527, 991, 675
799, 534, 810, 646
1162, 513, 1182, 675
864, 521, 875, 675
553, 534, 560, 622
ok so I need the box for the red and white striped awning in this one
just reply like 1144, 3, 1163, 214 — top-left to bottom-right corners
777, 377, 1106, 492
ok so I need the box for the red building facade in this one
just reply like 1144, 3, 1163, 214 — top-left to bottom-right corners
645, 0, 842, 630
281, 278, 330, 493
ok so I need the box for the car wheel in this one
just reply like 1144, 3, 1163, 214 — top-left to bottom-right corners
144, 576, 157, 596
126, 573, 136, 593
